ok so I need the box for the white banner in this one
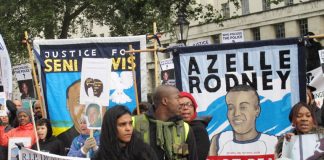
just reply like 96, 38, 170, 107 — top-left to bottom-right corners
0, 34, 13, 99
19, 147, 90, 160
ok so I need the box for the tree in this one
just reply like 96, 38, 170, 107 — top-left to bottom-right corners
0, 0, 283, 64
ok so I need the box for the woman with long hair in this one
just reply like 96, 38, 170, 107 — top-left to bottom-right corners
94, 105, 157, 160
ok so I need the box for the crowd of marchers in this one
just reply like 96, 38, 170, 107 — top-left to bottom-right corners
0, 84, 323, 160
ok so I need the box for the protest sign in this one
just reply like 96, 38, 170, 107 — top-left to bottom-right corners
19, 147, 90, 160
13, 64, 33, 81
160, 58, 175, 86
85, 102, 102, 130
307, 67, 324, 108
319, 49, 324, 75
282, 134, 324, 160
8, 137, 31, 160
221, 30, 244, 43
173, 38, 305, 158
80, 58, 112, 106
33, 36, 146, 148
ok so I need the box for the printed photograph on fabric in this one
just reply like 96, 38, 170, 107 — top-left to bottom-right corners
18, 80, 35, 100
161, 70, 175, 86
85, 102, 102, 129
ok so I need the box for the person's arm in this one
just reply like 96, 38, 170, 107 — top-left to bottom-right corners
0, 126, 13, 147
186, 127, 198, 160
209, 134, 219, 156
67, 137, 86, 157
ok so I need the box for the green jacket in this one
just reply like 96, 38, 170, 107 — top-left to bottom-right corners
132, 114, 190, 160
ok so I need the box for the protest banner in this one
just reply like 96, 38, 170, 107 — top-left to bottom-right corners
8, 137, 31, 160
33, 36, 147, 148
160, 58, 175, 86
19, 147, 90, 160
221, 30, 244, 43
281, 134, 324, 160
173, 38, 305, 159
0, 34, 12, 99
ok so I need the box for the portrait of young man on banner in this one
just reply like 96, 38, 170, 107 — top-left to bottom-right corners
209, 85, 277, 157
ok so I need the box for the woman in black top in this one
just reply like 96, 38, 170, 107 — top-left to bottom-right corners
94, 105, 157, 160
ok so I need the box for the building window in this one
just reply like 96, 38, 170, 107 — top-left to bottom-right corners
222, 2, 230, 19
275, 23, 285, 38
262, 0, 271, 11
212, 34, 221, 44
285, 0, 293, 6
252, 28, 260, 40
299, 19, 308, 36
241, 0, 250, 15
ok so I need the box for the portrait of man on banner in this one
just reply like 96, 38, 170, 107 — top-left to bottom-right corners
209, 85, 278, 157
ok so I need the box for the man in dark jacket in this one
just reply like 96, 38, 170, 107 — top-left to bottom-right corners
133, 85, 198, 160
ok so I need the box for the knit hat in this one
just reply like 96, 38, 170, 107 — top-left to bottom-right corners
179, 92, 198, 121
16, 108, 32, 121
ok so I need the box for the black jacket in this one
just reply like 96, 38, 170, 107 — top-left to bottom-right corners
56, 125, 79, 152
190, 117, 211, 160
32, 136, 65, 156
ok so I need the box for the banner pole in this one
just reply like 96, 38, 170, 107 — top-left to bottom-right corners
29, 100, 40, 151
153, 22, 159, 87
129, 45, 140, 115
24, 31, 46, 118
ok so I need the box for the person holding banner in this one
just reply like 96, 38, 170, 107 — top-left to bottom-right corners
0, 108, 36, 147
209, 85, 277, 156
132, 85, 198, 160
67, 115, 100, 158
32, 118, 65, 155
94, 105, 158, 160
276, 102, 324, 159
179, 92, 210, 160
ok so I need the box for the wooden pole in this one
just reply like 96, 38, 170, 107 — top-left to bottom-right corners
29, 100, 40, 151
153, 22, 159, 87
125, 48, 166, 53
129, 45, 140, 115
304, 34, 324, 39
24, 31, 46, 118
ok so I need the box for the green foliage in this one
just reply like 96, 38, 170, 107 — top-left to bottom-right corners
0, 0, 284, 64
